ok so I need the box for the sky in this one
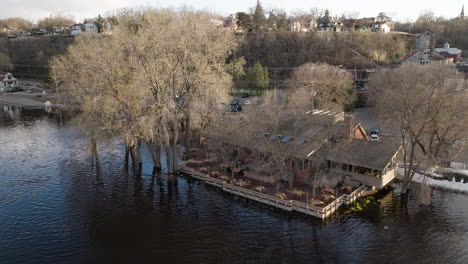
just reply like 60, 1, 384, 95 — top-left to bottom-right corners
1, 0, 466, 23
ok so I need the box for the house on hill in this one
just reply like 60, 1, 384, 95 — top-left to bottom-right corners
404, 31, 454, 64
356, 12, 393, 33
316, 10, 343, 32
435, 43, 463, 63
0, 72, 18, 92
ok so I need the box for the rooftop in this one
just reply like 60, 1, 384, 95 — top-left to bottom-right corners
435, 47, 462, 55
317, 138, 401, 170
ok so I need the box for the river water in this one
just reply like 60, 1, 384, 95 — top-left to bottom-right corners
1, 108, 467, 264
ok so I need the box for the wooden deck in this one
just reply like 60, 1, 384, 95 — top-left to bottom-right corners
243, 171, 279, 184
178, 165, 368, 219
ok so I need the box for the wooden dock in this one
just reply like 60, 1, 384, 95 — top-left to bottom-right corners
178, 165, 368, 219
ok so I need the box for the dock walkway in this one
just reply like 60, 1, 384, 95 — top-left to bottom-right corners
179, 165, 368, 219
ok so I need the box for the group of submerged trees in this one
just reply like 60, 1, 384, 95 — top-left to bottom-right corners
52, 8, 237, 174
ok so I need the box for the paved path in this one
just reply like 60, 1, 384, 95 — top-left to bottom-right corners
0, 92, 47, 108
352, 107, 379, 132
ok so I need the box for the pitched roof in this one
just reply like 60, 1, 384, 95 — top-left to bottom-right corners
435, 47, 462, 55
317, 138, 401, 170
204, 108, 387, 167
204, 109, 346, 158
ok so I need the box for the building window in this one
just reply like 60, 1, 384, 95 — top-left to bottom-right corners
341, 163, 349, 171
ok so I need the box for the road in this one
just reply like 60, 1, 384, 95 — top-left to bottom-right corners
351, 107, 379, 132
0, 92, 48, 107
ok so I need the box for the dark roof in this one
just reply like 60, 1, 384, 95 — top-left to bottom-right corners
204, 109, 347, 159
203, 107, 400, 169
318, 138, 401, 170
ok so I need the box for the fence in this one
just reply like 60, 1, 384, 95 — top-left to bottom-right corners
178, 165, 368, 219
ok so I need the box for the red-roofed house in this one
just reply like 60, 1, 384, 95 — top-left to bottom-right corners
435, 43, 463, 63
0, 72, 18, 92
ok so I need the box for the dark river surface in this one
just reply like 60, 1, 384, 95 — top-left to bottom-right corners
1, 108, 468, 264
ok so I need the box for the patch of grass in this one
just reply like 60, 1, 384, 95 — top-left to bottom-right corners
345, 195, 376, 214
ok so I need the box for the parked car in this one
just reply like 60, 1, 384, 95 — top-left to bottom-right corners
370, 127, 381, 141
230, 104, 242, 112
245, 99, 252, 105
27, 88, 36, 93
241, 93, 250, 98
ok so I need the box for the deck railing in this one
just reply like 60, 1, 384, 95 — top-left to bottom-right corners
178, 165, 368, 219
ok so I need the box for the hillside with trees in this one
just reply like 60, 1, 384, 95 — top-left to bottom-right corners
236, 31, 411, 79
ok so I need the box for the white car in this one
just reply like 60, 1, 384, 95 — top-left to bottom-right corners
245, 99, 252, 105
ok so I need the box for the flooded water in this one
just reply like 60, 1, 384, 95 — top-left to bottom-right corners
1, 107, 468, 264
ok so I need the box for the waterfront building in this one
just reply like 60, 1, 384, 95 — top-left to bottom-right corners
202, 109, 401, 189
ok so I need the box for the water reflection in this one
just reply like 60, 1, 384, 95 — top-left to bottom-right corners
1, 107, 468, 264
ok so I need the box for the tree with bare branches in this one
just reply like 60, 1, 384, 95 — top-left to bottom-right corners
37, 14, 75, 32
53, 8, 237, 175
288, 63, 355, 111
370, 64, 468, 198
0, 53, 13, 72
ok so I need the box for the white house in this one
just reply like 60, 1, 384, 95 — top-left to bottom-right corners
70, 24, 84, 36
0, 72, 18, 92
288, 20, 302, 32
84, 22, 97, 33
371, 21, 391, 33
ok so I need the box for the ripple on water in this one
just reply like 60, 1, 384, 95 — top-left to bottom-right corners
1, 108, 468, 264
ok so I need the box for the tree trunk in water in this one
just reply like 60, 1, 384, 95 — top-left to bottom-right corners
124, 146, 130, 172
136, 141, 142, 174
91, 132, 98, 159
170, 122, 179, 174
401, 180, 411, 195
184, 113, 192, 161
166, 146, 174, 174
129, 145, 136, 170
147, 141, 162, 175
129, 143, 142, 174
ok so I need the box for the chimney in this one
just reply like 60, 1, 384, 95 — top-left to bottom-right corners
344, 115, 355, 142
444, 42, 450, 50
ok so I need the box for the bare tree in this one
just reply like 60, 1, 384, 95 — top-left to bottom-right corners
37, 14, 75, 32
52, 32, 151, 172
0, 17, 33, 33
0, 53, 13, 72
288, 63, 355, 111
53, 8, 237, 175
370, 64, 468, 198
